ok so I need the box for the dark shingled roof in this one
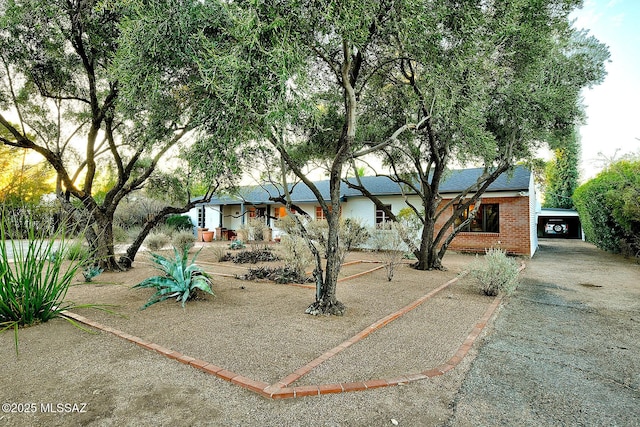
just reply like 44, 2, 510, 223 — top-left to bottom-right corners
205, 165, 531, 205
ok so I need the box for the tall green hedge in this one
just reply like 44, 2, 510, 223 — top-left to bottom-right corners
574, 159, 640, 254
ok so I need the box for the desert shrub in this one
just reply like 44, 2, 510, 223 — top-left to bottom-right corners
209, 246, 229, 262
279, 217, 369, 263
172, 230, 196, 253
0, 203, 58, 239
0, 212, 112, 354
370, 222, 407, 281
145, 232, 170, 251
113, 196, 166, 229
241, 266, 311, 284
229, 239, 246, 250
228, 246, 279, 264
340, 218, 370, 253
112, 224, 130, 243
124, 225, 142, 243
279, 234, 314, 277
166, 215, 193, 232
153, 223, 176, 238
133, 247, 214, 309
470, 248, 520, 296
246, 218, 268, 241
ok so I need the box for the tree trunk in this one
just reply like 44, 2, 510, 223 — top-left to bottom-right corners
119, 218, 157, 269
58, 193, 123, 271
90, 214, 122, 271
305, 209, 346, 316
413, 214, 445, 271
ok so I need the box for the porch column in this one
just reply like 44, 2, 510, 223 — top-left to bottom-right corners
266, 205, 271, 227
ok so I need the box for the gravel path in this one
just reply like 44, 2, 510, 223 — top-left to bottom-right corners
447, 239, 640, 426
2, 239, 638, 426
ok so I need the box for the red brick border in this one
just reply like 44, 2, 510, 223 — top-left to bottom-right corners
61, 261, 525, 399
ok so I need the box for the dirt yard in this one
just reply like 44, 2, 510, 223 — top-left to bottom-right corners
1, 239, 638, 426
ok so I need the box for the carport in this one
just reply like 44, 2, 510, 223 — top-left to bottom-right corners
537, 208, 583, 239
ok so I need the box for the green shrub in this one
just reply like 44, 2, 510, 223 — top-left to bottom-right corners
145, 232, 170, 251
166, 215, 194, 232
0, 213, 112, 354
574, 159, 640, 254
470, 248, 520, 296
172, 230, 196, 253
133, 247, 214, 309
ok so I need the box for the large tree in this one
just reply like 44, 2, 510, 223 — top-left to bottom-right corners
340, 0, 609, 269
543, 128, 581, 209
116, 0, 422, 314
115, 0, 608, 312
0, 0, 236, 270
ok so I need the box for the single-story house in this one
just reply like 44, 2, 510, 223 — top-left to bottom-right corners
188, 165, 538, 257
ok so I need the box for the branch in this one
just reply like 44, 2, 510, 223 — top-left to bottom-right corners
351, 115, 429, 158
269, 132, 330, 213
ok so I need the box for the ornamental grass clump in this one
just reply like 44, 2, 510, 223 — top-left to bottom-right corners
470, 247, 520, 296
133, 246, 213, 309
171, 230, 196, 253
0, 212, 113, 354
145, 232, 170, 251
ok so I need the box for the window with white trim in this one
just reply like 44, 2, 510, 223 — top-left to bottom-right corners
375, 205, 393, 225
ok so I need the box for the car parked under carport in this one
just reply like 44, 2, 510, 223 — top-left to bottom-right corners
537, 208, 583, 239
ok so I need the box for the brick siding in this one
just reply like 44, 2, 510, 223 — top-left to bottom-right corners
436, 196, 531, 256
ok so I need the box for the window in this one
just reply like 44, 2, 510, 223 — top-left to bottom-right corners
315, 205, 340, 220
375, 205, 393, 225
455, 203, 499, 233
197, 206, 206, 228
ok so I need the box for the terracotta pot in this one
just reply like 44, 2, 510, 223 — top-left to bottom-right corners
197, 227, 209, 242
202, 231, 214, 242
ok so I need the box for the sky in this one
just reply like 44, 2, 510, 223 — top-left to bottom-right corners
570, 0, 640, 180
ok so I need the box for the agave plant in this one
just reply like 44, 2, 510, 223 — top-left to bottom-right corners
82, 265, 104, 282
134, 246, 214, 310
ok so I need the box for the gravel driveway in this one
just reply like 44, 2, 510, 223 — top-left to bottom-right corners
447, 239, 640, 426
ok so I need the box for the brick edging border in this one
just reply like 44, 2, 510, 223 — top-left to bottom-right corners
61, 262, 525, 399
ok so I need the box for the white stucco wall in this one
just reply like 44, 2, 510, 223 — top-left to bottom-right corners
205, 206, 221, 231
